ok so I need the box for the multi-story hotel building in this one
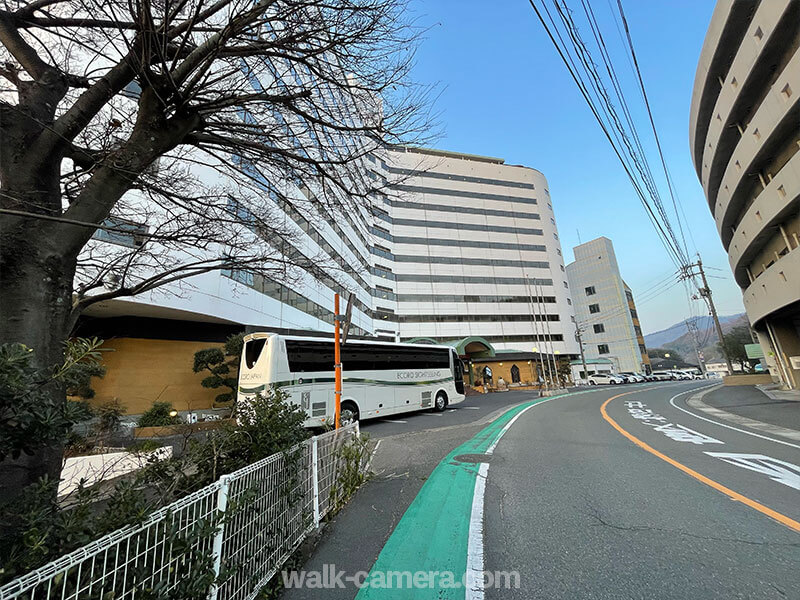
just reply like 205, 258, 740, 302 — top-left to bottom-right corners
566, 237, 650, 376
690, 0, 800, 389
81, 146, 578, 411
376, 147, 577, 355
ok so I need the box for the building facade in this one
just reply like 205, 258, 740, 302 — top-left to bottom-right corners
566, 237, 651, 375
690, 0, 800, 389
378, 147, 578, 355
82, 146, 577, 411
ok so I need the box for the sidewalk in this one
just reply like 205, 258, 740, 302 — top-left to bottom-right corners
699, 384, 800, 433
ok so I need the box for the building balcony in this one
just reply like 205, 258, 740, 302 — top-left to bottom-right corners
742, 245, 800, 326
713, 46, 800, 246
699, 1, 798, 212
728, 150, 800, 288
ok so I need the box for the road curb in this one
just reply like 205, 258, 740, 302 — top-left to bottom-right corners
686, 385, 800, 442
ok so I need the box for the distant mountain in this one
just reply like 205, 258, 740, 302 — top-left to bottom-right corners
644, 313, 747, 363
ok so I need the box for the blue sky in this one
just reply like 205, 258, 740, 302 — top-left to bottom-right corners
405, 0, 745, 334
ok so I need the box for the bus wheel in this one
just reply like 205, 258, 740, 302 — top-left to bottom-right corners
340, 401, 359, 425
434, 392, 447, 412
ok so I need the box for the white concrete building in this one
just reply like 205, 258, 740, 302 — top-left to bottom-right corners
379, 147, 578, 355
565, 237, 651, 375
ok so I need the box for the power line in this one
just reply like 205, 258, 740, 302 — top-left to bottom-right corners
527, 0, 688, 271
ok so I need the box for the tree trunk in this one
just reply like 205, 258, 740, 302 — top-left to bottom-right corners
0, 216, 78, 507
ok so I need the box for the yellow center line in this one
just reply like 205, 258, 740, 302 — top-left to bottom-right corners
601, 391, 800, 534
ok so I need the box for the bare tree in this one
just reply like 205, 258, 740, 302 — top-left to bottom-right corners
0, 0, 430, 505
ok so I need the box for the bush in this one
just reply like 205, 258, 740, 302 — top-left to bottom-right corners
1, 385, 313, 589
192, 333, 244, 405
0, 340, 99, 462
137, 401, 180, 428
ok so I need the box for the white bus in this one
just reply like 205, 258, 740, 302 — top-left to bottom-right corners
237, 333, 466, 427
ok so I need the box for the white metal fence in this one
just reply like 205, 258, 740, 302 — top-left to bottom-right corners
0, 423, 363, 600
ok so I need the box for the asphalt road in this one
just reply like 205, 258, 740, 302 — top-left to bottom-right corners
282, 382, 800, 599
487, 382, 800, 599
356, 388, 548, 438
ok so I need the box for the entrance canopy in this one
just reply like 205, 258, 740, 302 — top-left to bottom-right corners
407, 336, 496, 359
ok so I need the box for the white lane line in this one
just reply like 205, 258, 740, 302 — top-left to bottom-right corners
461, 406, 481, 410
422, 413, 443, 417
466, 462, 489, 600
668, 387, 800, 451
365, 439, 382, 472
382, 419, 407, 424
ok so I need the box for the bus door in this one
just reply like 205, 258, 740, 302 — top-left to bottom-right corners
452, 350, 465, 395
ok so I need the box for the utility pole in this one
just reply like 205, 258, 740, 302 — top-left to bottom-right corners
685, 318, 706, 376
680, 256, 734, 375
575, 323, 588, 384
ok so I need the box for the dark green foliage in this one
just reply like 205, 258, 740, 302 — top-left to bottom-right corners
192, 333, 244, 405
94, 399, 126, 439
718, 325, 757, 371
0, 385, 311, 588
0, 339, 100, 462
189, 386, 310, 485
138, 401, 181, 428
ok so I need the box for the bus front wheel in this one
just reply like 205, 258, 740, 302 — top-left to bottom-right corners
434, 392, 447, 412
340, 401, 360, 425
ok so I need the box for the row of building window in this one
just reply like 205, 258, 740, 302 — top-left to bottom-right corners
382, 200, 541, 221
392, 237, 547, 252
395, 293, 557, 304
395, 313, 560, 323
389, 218, 544, 237
401, 334, 564, 344
391, 255, 550, 269
394, 274, 554, 285
392, 184, 539, 206
387, 166, 536, 190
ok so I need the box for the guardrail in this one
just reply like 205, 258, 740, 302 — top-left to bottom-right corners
0, 423, 362, 600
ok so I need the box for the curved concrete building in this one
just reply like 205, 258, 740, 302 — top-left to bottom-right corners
690, 0, 800, 388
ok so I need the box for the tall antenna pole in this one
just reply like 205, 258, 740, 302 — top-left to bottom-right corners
526, 275, 547, 390
536, 279, 557, 388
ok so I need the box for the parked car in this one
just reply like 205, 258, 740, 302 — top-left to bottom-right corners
651, 371, 673, 381
620, 372, 646, 383
588, 373, 625, 385
670, 370, 692, 380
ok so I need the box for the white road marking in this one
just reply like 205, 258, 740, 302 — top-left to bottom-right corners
466, 462, 489, 600
382, 419, 407, 424
366, 439, 382, 472
461, 406, 481, 410
669, 387, 800, 450
422, 413, 443, 417
705, 452, 800, 490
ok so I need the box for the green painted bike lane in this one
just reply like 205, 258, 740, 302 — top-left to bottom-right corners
355, 390, 587, 599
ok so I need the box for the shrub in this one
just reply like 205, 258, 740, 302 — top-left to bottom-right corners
192, 333, 244, 405
137, 401, 180, 428
94, 399, 126, 440
0, 340, 98, 462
